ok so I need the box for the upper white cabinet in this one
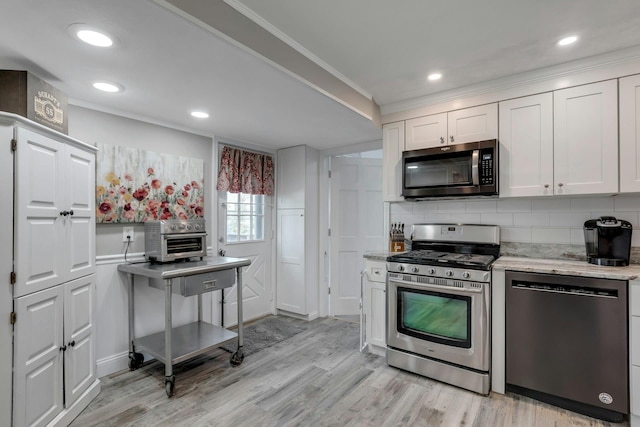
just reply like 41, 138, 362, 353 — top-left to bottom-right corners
14, 127, 96, 298
382, 121, 404, 202
553, 80, 618, 195
276, 145, 319, 318
620, 74, 640, 193
499, 93, 554, 197
405, 113, 447, 150
405, 104, 498, 150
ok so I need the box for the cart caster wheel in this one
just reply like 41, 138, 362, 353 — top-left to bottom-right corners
128, 352, 144, 370
230, 350, 244, 366
165, 377, 175, 397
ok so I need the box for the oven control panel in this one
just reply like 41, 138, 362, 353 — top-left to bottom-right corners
387, 262, 490, 283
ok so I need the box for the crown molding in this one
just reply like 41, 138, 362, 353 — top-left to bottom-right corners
381, 44, 640, 123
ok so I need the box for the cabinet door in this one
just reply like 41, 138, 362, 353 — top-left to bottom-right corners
13, 286, 64, 427
64, 275, 96, 407
365, 281, 387, 349
447, 103, 498, 144
499, 93, 554, 197
405, 113, 447, 150
65, 144, 96, 281
14, 128, 66, 297
620, 74, 640, 193
554, 80, 618, 195
276, 209, 306, 314
382, 122, 404, 202
276, 146, 306, 209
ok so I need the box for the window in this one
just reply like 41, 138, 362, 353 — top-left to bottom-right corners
225, 192, 265, 242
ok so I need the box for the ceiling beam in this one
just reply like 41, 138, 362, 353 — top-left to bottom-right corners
155, 0, 381, 127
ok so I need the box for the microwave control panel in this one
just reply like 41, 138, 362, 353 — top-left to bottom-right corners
480, 151, 494, 185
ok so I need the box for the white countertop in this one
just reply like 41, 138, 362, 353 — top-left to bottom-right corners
494, 256, 640, 281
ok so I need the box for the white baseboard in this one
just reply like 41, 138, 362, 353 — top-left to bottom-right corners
97, 351, 129, 378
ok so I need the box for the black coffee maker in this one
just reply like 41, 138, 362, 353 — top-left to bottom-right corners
583, 216, 632, 266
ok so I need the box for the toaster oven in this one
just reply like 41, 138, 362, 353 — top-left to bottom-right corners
144, 219, 207, 263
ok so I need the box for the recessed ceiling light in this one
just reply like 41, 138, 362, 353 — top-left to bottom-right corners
428, 73, 442, 81
557, 35, 578, 47
93, 81, 123, 93
68, 24, 114, 47
190, 111, 209, 119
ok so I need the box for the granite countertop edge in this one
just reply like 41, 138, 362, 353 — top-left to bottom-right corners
493, 256, 640, 281
363, 251, 399, 261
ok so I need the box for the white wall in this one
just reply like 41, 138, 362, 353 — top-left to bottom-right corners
390, 194, 640, 247
67, 106, 217, 377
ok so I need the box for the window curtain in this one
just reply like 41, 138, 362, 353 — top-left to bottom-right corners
216, 146, 274, 195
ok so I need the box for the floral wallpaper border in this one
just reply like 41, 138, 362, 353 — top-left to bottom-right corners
96, 143, 204, 223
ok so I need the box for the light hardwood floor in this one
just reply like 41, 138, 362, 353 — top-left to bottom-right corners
72, 317, 628, 427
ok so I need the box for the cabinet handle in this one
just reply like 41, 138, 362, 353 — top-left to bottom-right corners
69, 210, 74, 216
60, 210, 69, 216
450, 136, 454, 143
558, 183, 564, 187
544, 184, 549, 188
59, 345, 67, 351
68, 340, 76, 347
440, 137, 445, 144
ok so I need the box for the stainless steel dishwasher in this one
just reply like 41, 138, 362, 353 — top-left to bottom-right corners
505, 271, 628, 422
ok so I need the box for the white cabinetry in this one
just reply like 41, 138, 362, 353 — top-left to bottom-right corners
13, 276, 96, 427
382, 122, 404, 202
553, 80, 618, 195
620, 74, 640, 193
630, 280, 640, 424
0, 114, 99, 427
500, 81, 618, 198
363, 259, 386, 356
276, 145, 319, 318
405, 104, 498, 150
499, 93, 554, 197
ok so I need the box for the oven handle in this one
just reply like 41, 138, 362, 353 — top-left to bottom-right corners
471, 149, 480, 185
163, 232, 208, 240
388, 276, 486, 295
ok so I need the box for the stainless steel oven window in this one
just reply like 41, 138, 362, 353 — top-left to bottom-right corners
225, 192, 265, 242
396, 287, 472, 348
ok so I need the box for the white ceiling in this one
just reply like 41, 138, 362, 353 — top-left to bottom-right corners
1, 0, 640, 151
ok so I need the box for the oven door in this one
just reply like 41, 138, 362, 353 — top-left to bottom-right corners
161, 233, 207, 261
387, 273, 490, 371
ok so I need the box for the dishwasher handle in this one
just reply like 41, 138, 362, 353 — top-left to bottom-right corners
512, 281, 619, 298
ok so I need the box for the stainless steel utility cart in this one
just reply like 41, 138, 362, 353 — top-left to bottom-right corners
118, 256, 251, 397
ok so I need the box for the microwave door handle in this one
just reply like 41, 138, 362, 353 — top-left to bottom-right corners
471, 149, 480, 185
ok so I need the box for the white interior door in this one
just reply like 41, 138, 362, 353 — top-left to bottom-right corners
330, 156, 384, 315
217, 191, 273, 327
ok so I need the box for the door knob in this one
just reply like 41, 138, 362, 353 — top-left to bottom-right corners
440, 137, 445, 144
218, 249, 226, 256
59, 345, 67, 351
218, 237, 224, 243
69, 210, 74, 216
450, 136, 454, 143
68, 340, 76, 347
558, 183, 564, 187
544, 184, 549, 188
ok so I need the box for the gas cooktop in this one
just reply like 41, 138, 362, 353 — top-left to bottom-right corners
388, 250, 496, 269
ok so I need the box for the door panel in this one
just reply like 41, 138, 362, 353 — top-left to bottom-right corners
14, 286, 64, 427
275, 209, 306, 314
330, 157, 384, 315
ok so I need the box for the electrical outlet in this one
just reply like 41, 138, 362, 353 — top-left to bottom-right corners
123, 227, 134, 243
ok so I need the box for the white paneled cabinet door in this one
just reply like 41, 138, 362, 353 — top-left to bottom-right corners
499, 93, 554, 197
366, 281, 387, 349
63, 275, 96, 407
276, 209, 306, 314
448, 103, 498, 145
405, 113, 447, 150
382, 121, 404, 202
65, 145, 96, 281
14, 128, 65, 297
620, 74, 640, 193
554, 80, 618, 195
13, 286, 64, 427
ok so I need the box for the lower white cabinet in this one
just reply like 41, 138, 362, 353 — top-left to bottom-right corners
363, 259, 386, 355
13, 275, 96, 427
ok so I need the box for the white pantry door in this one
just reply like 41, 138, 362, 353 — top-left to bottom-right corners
330, 157, 384, 315
217, 191, 273, 326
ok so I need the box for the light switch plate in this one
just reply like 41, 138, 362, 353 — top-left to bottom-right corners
123, 227, 134, 242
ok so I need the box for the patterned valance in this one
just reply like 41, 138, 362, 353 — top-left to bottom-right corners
216, 146, 274, 195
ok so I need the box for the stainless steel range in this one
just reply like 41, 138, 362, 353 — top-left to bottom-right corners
386, 223, 500, 395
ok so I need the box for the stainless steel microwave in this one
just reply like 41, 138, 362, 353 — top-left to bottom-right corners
402, 139, 498, 198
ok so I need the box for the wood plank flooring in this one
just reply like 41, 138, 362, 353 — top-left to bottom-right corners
71, 316, 628, 427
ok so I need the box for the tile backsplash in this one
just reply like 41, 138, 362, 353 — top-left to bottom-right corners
390, 194, 640, 248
